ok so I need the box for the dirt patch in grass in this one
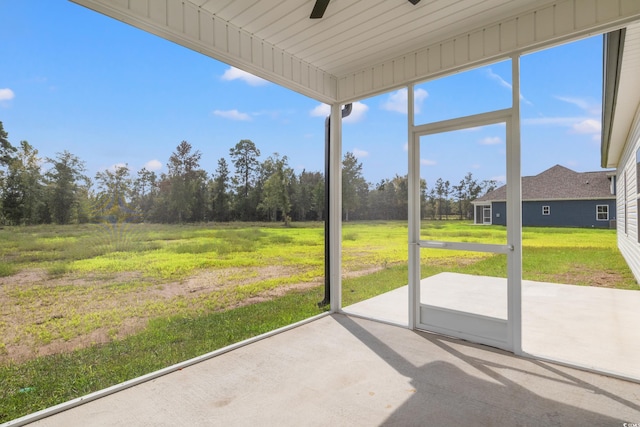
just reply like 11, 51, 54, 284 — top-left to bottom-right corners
551, 266, 627, 288
0, 265, 322, 365
0, 255, 631, 365
0, 262, 396, 364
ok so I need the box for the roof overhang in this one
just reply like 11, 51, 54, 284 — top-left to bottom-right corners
602, 22, 640, 168
474, 197, 615, 204
71, 0, 640, 105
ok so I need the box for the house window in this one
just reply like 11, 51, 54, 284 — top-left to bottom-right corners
596, 205, 609, 221
542, 206, 550, 215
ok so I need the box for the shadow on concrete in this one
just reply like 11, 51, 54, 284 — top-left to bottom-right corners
334, 315, 640, 426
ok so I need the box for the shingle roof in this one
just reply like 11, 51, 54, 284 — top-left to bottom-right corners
475, 165, 615, 202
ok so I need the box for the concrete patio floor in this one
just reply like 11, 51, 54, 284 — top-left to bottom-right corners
25, 313, 640, 426
344, 272, 640, 381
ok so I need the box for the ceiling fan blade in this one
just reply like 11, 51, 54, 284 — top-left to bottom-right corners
310, 0, 330, 19
408, 0, 421, 4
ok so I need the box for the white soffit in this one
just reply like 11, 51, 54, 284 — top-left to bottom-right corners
71, 0, 640, 103
607, 22, 640, 168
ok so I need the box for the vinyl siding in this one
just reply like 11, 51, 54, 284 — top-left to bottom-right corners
489, 200, 616, 228
616, 106, 640, 283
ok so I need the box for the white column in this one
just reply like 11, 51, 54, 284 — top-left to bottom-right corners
330, 103, 343, 313
507, 56, 523, 354
407, 85, 420, 329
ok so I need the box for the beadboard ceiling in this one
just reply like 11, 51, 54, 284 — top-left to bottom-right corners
72, 0, 640, 103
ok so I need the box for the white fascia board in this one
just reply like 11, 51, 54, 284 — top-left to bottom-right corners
606, 24, 640, 168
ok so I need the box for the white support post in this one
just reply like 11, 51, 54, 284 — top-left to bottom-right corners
407, 85, 420, 329
507, 56, 523, 354
330, 103, 343, 313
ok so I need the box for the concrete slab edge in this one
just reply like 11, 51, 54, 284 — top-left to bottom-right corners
2, 312, 331, 427
520, 350, 640, 385
339, 308, 409, 329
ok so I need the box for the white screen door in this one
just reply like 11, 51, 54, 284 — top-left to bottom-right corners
409, 110, 519, 351
483, 206, 492, 224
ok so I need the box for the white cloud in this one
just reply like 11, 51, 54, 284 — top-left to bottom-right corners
221, 67, 268, 86
352, 148, 369, 158
479, 136, 502, 145
144, 159, 163, 171
523, 117, 579, 126
309, 101, 368, 123
555, 96, 589, 110
345, 102, 368, 123
213, 109, 252, 121
0, 88, 15, 102
310, 103, 330, 117
524, 116, 602, 139
107, 163, 128, 172
555, 96, 601, 116
381, 88, 428, 114
486, 69, 512, 90
571, 118, 601, 134
486, 68, 531, 105
421, 159, 436, 166
382, 90, 406, 113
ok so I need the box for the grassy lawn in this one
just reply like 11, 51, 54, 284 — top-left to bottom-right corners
0, 221, 637, 422
0, 288, 328, 422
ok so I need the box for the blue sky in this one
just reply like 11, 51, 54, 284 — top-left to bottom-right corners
1, 1, 604, 189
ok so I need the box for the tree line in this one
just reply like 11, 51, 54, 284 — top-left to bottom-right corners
0, 121, 497, 226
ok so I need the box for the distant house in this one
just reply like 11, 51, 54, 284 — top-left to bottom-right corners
601, 27, 640, 284
473, 165, 616, 227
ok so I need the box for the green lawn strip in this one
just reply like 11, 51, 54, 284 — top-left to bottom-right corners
0, 286, 328, 423
342, 240, 639, 307
340, 254, 498, 308
342, 265, 408, 306
526, 225, 610, 246
523, 246, 639, 289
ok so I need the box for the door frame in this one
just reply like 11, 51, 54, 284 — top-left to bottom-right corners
412, 111, 513, 350
483, 206, 492, 224
407, 57, 522, 353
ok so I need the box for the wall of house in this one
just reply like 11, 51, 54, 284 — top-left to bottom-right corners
616, 107, 640, 283
524, 200, 617, 228
489, 200, 616, 228
489, 202, 507, 226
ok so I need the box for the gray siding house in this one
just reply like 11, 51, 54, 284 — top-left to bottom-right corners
473, 165, 616, 227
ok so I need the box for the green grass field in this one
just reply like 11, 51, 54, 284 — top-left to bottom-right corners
0, 220, 637, 422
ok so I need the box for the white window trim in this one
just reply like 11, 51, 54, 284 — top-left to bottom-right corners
542, 205, 550, 215
596, 204, 609, 221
